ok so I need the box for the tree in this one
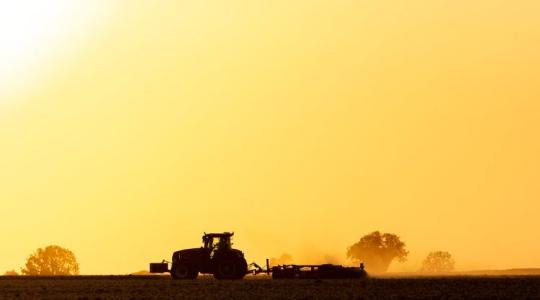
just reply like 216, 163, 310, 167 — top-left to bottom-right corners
4, 269, 18, 276
420, 251, 455, 273
347, 231, 408, 273
21, 245, 79, 275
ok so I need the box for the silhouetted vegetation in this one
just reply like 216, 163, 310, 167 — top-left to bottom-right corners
420, 251, 455, 273
347, 231, 408, 273
21, 245, 79, 275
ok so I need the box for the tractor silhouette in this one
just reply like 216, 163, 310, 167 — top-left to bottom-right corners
150, 232, 247, 279
150, 231, 367, 280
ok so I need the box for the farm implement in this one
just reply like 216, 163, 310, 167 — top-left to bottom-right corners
250, 261, 366, 279
149, 232, 367, 280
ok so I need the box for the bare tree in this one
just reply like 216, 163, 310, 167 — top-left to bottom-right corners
420, 251, 455, 273
347, 231, 408, 273
21, 245, 79, 275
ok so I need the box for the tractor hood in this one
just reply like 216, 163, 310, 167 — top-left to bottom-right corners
172, 248, 245, 262
172, 248, 206, 262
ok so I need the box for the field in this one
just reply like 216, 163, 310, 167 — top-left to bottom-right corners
0, 275, 538, 300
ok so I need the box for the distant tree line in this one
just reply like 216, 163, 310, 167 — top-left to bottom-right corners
5, 237, 455, 276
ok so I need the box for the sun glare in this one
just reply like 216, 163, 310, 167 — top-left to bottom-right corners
0, 0, 107, 98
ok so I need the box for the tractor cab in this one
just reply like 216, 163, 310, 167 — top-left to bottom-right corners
203, 232, 233, 253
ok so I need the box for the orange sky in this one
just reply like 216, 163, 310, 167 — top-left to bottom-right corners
1, 0, 540, 274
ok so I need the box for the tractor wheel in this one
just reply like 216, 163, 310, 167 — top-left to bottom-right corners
214, 257, 245, 280
234, 258, 248, 280
188, 268, 198, 279
171, 264, 197, 280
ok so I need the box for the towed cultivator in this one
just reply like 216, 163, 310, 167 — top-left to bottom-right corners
150, 232, 367, 280
250, 260, 367, 279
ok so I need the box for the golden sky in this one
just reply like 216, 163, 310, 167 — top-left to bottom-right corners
1, 0, 540, 274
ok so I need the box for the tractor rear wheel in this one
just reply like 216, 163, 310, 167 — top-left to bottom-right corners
171, 263, 198, 280
214, 257, 246, 280
235, 258, 248, 279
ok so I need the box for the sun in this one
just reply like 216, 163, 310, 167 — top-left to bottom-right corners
0, 0, 107, 97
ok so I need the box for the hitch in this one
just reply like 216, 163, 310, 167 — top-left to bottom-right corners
248, 258, 271, 275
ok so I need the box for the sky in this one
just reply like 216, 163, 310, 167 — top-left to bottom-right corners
1, 0, 540, 274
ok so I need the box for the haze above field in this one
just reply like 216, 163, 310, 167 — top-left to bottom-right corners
1, 0, 540, 274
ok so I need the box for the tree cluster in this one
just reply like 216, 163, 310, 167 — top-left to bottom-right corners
347, 231, 455, 273
20, 245, 79, 276
347, 231, 408, 273
420, 251, 455, 273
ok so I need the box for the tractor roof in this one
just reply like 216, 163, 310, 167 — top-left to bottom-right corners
203, 232, 234, 238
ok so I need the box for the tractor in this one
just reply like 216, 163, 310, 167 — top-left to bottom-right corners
150, 232, 248, 280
